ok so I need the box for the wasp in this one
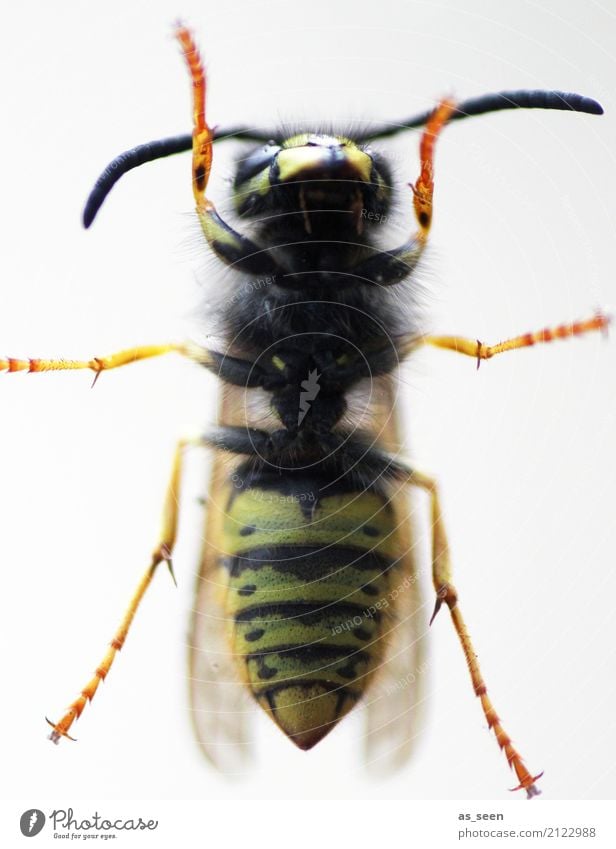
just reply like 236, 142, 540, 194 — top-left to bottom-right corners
2, 25, 607, 798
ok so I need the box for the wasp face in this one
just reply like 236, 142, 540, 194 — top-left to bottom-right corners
234, 134, 392, 239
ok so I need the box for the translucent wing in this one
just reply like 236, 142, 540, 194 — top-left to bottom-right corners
362, 519, 427, 774
188, 388, 256, 773
362, 377, 428, 774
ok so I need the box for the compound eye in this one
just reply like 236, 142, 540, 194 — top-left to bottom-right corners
234, 144, 281, 188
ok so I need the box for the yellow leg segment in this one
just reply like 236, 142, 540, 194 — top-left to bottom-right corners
1, 342, 210, 385
409, 470, 542, 798
414, 311, 609, 368
46, 438, 189, 743
174, 25, 272, 264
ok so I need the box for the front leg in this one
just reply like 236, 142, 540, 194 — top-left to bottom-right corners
176, 26, 280, 278
46, 435, 207, 743
1, 343, 193, 384
404, 311, 609, 366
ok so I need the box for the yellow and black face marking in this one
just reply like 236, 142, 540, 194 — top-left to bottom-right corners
3, 23, 608, 798
233, 133, 391, 238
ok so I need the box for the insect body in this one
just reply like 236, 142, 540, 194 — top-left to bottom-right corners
4, 25, 607, 797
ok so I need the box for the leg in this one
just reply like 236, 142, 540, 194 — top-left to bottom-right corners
175, 25, 212, 211
0, 342, 203, 384
410, 99, 456, 244
409, 470, 542, 798
0, 342, 218, 385
175, 26, 279, 277
408, 311, 609, 367
353, 99, 455, 286
46, 436, 198, 743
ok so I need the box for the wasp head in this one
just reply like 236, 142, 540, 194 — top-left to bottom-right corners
233, 134, 392, 241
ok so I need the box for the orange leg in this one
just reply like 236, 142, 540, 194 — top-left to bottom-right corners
175, 24, 213, 211
404, 311, 609, 367
46, 438, 191, 743
410, 99, 456, 243
175, 24, 253, 257
410, 470, 542, 798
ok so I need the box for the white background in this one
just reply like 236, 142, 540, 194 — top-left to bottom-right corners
1, 0, 615, 814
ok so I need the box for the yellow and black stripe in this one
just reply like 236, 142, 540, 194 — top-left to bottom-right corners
222, 471, 400, 749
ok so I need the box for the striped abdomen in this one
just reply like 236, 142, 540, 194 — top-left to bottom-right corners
221, 472, 401, 749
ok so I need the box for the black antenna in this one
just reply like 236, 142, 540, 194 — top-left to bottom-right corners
356, 89, 603, 140
82, 89, 603, 228
82, 126, 274, 228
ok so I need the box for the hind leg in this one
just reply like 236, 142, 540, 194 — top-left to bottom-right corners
409, 470, 542, 798
46, 436, 199, 743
